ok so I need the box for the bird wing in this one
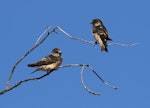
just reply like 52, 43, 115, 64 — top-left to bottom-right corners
99, 25, 112, 41
96, 26, 108, 38
102, 26, 109, 37
28, 55, 56, 67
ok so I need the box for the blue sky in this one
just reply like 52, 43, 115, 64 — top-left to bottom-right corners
0, 0, 149, 107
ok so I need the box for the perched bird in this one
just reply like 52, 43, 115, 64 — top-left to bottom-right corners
91, 18, 112, 52
28, 48, 63, 74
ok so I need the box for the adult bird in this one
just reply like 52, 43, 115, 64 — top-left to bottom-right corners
28, 48, 63, 74
91, 18, 112, 52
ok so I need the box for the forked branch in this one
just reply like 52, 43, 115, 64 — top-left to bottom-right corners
59, 64, 118, 95
0, 64, 118, 95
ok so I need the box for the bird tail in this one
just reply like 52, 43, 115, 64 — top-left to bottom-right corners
101, 45, 108, 52
28, 63, 38, 67
107, 37, 112, 41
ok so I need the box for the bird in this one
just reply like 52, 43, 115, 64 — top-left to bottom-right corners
91, 18, 112, 52
27, 48, 63, 74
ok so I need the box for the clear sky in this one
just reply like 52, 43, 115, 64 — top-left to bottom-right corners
0, 0, 149, 107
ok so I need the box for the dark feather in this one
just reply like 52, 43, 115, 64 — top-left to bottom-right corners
27, 55, 58, 67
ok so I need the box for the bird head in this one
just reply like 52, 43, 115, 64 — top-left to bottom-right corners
91, 18, 103, 26
51, 48, 62, 57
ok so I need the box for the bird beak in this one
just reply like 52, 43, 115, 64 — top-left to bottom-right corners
58, 51, 62, 54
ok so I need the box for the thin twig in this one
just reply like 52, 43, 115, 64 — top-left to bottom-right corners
56, 26, 96, 45
35, 26, 52, 46
1, 72, 50, 95
108, 42, 140, 46
80, 65, 100, 95
87, 65, 118, 90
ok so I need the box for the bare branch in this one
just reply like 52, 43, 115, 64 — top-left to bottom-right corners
59, 64, 118, 95
56, 26, 96, 45
35, 26, 52, 46
87, 65, 118, 90
108, 42, 140, 46
80, 65, 100, 95
1, 63, 117, 95
1, 72, 50, 95
56, 26, 139, 47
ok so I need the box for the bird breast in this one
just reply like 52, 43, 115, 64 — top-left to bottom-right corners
38, 63, 58, 71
